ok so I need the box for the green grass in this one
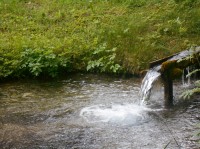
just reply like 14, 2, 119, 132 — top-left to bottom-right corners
0, 0, 200, 78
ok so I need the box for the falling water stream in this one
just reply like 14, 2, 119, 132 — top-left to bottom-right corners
0, 73, 199, 149
140, 66, 161, 103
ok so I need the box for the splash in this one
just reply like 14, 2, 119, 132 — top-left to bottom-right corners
80, 66, 161, 125
80, 47, 200, 125
80, 104, 149, 125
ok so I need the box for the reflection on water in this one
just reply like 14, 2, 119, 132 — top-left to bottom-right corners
0, 74, 199, 149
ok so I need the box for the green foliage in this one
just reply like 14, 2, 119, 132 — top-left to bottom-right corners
186, 69, 200, 78
180, 86, 200, 99
174, 0, 199, 6
0, 50, 20, 78
87, 43, 121, 73
179, 51, 200, 99
19, 48, 72, 77
178, 50, 200, 142
0, 0, 200, 78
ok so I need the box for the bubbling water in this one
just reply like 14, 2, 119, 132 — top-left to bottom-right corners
80, 47, 200, 125
80, 104, 150, 125
80, 67, 161, 125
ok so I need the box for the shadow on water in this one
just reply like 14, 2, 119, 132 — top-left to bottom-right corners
0, 74, 199, 149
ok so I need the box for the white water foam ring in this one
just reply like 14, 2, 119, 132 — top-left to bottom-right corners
80, 104, 151, 125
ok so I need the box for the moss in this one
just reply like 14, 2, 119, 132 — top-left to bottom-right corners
170, 68, 182, 79
161, 60, 177, 73
161, 60, 182, 80
177, 58, 197, 69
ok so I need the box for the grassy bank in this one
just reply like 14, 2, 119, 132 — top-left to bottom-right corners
0, 0, 200, 78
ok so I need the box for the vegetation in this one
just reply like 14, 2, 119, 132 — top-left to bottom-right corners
161, 60, 182, 79
182, 67, 200, 143
0, 0, 200, 78
0, 0, 199, 145
177, 49, 200, 144
180, 50, 200, 99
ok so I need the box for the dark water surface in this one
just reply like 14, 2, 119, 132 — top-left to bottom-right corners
0, 74, 199, 149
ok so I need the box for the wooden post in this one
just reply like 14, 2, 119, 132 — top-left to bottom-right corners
162, 76, 173, 107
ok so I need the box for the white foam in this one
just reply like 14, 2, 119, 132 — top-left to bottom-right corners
80, 104, 150, 125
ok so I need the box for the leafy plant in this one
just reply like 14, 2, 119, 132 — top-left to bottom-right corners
0, 50, 21, 78
180, 85, 200, 99
179, 49, 200, 99
87, 43, 121, 73
19, 48, 71, 77
1, 0, 200, 78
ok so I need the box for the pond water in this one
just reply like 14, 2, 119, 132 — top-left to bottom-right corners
0, 74, 199, 149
